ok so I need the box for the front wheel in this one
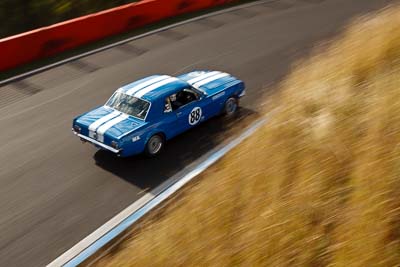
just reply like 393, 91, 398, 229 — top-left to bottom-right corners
223, 97, 238, 117
144, 134, 164, 157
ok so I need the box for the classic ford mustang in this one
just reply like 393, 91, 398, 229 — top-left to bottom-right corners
72, 70, 245, 157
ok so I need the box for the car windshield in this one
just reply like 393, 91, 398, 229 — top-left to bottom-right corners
106, 91, 150, 120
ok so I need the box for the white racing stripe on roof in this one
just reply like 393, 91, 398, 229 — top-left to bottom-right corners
96, 114, 129, 142
193, 72, 230, 87
88, 110, 121, 138
134, 77, 179, 98
126, 75, 170, 96
186, 71, 221, 84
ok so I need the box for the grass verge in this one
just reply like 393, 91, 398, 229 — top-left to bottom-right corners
94, 4, 400, 266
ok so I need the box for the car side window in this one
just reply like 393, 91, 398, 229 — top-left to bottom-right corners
165, 88, 199, 113
178, 88, 198, 106
182, 88, 200, 102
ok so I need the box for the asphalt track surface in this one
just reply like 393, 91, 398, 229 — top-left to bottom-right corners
0, 0, 395, 266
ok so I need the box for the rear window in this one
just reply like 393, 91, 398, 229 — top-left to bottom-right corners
106, 92, 150, 120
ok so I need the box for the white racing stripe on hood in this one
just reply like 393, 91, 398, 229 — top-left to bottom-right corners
96, 114, 129, 142
134, 77, 179, 98
186, 71, 221, 84
193, 72, 230, 88
126, 75, 170, 96
88, 110, 121, 139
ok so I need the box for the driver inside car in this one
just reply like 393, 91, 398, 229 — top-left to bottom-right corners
170, 93, 183, 110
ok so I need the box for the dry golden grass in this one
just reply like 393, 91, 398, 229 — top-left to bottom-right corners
95, 5, 400, 267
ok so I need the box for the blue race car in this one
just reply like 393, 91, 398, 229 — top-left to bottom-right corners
72, 70, 245, 157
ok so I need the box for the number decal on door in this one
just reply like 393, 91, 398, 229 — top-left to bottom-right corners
188, 107, 202, 125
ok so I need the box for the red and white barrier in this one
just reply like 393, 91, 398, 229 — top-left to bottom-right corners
0, 0, 235, 72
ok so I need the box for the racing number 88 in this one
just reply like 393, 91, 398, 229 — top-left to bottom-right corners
189, 107, 202, 125
190, 109, 200, 123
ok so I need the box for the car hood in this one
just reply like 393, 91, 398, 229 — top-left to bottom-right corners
179, 70, 241, 96
74, 106, 146, 143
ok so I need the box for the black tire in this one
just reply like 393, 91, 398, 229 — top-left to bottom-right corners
144, 134, 165, 157
223, 97, 238, 117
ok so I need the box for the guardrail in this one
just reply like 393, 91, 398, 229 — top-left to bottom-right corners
48, 118, 267, 266
0, 0, 236, 72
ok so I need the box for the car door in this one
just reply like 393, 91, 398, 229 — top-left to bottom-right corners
172, 88, 208, 133
160, 96, 181, 139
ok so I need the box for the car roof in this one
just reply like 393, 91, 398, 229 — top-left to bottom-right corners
118, 75, 189, 102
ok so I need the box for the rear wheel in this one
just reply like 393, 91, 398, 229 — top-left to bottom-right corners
223, 97, 238, 117
145, 134, 164, 157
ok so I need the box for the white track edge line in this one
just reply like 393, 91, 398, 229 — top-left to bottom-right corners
47, 117, 267, 266
0, 0, 274, 87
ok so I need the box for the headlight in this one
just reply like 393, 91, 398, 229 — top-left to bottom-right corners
73, 125, 81, 133
111, 141, 119, 149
